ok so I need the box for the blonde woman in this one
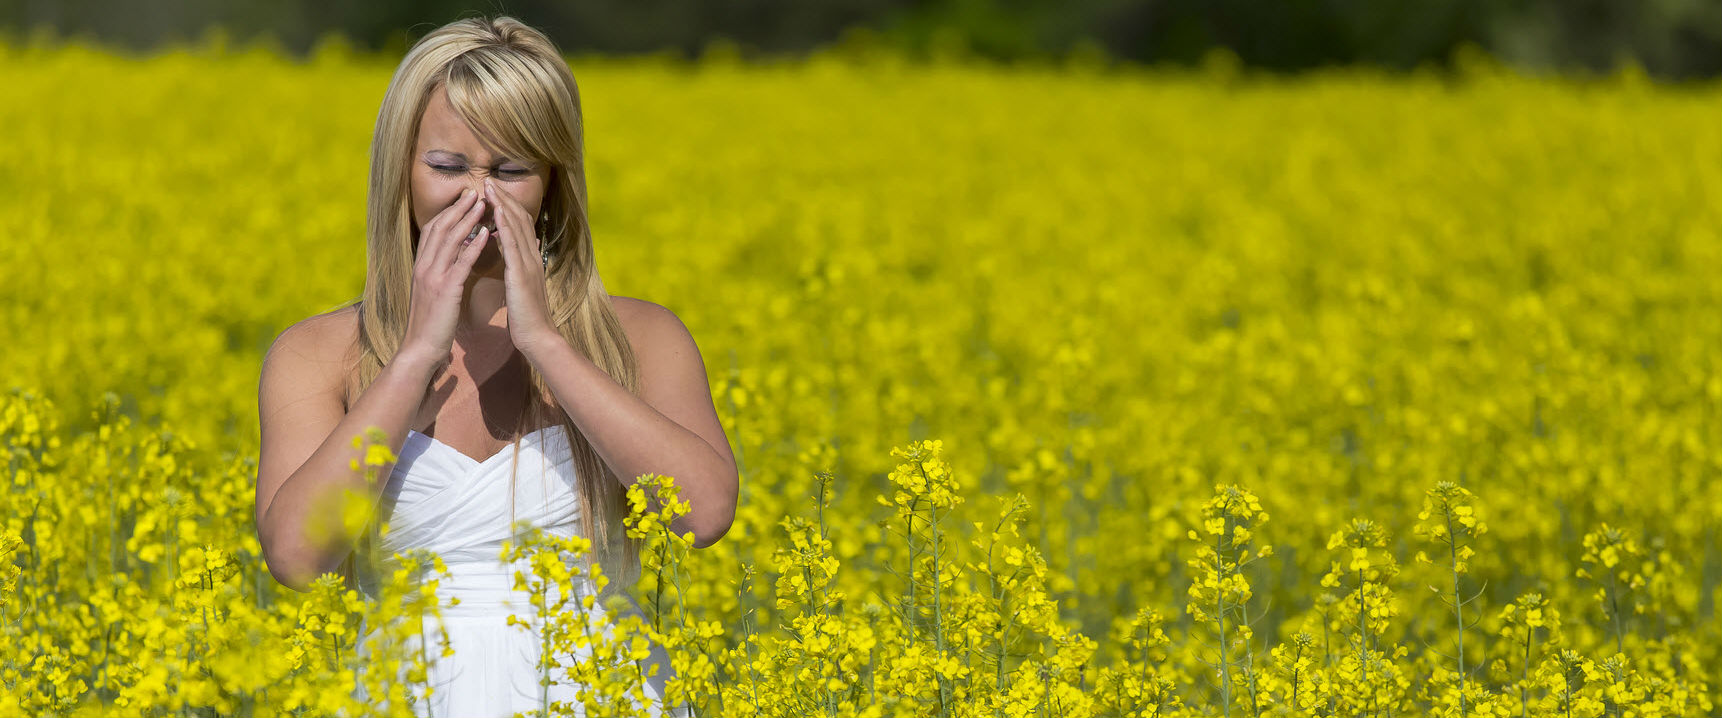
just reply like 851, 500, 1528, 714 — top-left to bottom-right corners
253, 14, 735, 717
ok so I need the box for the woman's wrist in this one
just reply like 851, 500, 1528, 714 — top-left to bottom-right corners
389, 346, 445, 382
516, 328, 568, 365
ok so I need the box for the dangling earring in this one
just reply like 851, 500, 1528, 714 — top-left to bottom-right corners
538, 211, 551, 268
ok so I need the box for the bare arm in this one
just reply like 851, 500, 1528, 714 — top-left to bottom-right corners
254, 312, 439, 592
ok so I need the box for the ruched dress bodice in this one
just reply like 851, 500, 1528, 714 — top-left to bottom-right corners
350, 425, 679, 718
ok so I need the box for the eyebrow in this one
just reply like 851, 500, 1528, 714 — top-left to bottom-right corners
424, 149, 527, 164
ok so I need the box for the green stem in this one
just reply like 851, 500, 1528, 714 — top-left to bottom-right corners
868, 641, 876, 708
1322, 606, 1333, 670
736, 556, 761, 715
986, 508, 1014, 717
1519, 628, 1531, 718
653, 541, 667, 636
536, 556, 550, 717
904, 498, 920, 643
1607, 571, 1623, 655
929, 500, 949, 718
1216, 529, 1232, 718
1447, 513, 1466, 718
1357, 566, 1369, 716
421, 604, 436, 718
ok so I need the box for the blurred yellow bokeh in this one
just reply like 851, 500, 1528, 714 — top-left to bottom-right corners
0, 36, 1718, 716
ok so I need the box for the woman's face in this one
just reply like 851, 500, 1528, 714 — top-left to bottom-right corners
409, 85, 552, 273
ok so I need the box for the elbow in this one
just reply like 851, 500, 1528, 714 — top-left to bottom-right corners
691, 519, 731, 550
270, 567, 314, 594
260, 536, 313, 593
258, 524, 328, 594
690, 474, 739, 550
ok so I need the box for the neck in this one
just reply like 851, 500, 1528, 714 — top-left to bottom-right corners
457, 269, 508, 333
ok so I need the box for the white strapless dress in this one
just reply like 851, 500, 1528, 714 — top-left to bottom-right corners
351, 425, 683, 718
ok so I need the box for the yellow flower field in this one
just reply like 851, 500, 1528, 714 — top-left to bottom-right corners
2, 32, 1719, 717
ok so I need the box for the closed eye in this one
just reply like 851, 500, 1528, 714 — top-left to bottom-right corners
430, 164, 529, 177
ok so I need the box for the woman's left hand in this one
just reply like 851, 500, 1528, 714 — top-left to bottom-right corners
484, 177, 560, 356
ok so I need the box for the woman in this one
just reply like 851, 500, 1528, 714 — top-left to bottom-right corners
253, 15, 737, 717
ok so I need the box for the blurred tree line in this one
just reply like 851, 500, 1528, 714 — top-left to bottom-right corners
4, 0, 1720, 79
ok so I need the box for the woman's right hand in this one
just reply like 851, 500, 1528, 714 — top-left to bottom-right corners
400, 187, 491, 370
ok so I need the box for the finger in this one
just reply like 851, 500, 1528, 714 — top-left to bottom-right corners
433, 192, 488, 271
484, 180, 528, 239
528, 217, 542, 263
416, 188, 480, 269
452, 225, 490, 274
512, 199, 540, 261
493, 201, 519, 273
482, 183, 517, 268
485, 181, 532, 271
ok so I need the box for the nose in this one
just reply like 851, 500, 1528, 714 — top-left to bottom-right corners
456, 183, 490, 214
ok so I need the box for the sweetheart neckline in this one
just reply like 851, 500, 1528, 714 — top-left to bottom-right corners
406, 426, 561, 467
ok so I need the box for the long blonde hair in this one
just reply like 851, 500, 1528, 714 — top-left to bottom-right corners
345, 14, 642, 592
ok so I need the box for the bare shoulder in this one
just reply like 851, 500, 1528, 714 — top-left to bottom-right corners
608, 294, 687, 352
262, 304, 361, 407
609, 294, 661, 323
265, 304, 360, 366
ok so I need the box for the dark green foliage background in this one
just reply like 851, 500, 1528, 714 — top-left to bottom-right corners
4, 0, 1720, 79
